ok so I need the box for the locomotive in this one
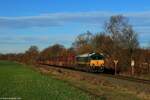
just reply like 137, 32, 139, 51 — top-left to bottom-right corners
38, 52, 105, 72
76, 53, 105, 72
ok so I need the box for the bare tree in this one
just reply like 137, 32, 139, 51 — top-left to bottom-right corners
24, 45, 39, 64
105, 15, 139, 71
40, 44, 66, 59
72, 31, 93, 54
92, 32, 113, 56
105, 15, 139, 48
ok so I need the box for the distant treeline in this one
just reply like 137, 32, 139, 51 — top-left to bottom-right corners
0, 15, 150, 74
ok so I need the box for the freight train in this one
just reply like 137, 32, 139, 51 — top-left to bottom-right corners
38, 52, 105, 72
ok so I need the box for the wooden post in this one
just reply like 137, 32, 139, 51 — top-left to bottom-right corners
114, 60, 118, 75
147, 63, 150, 73
149, 63, 150, 73
146, 63, 149, 73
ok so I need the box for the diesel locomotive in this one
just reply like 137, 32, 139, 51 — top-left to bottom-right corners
38, 52, 105, 72
76, 53, 105, 72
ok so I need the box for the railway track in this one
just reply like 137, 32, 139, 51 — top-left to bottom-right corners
109, 75, 150, 85
39, 64, 150, 85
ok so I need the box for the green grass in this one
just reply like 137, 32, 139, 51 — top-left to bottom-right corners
0, 61, 93, 100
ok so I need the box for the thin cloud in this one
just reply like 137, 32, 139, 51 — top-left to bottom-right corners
0, 11, 150, 47
0, 16, 62, 28
134, 26, 150, 34
0, 35, 74, 45
0, 36, 49, 44
0, 11, 150, 29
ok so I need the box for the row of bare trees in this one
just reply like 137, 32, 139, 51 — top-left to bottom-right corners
0, 46, 39, 64
72, 15, 149, 74
0, 15, 149, 74
0, 44, 75, 64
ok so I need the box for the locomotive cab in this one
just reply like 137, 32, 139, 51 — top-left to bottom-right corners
76, 53, 105, 72
90, 53, 104, 67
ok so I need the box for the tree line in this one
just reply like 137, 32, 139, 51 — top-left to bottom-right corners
0, 15, 149, 74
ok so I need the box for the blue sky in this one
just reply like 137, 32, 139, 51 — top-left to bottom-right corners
0, 0, 150, 53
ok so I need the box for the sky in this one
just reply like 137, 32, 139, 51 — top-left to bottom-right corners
0, 0, 150, 53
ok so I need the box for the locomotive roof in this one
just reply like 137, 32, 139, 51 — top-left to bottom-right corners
76, 53, 103, 58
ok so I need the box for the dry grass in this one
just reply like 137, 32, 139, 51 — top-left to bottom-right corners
37, 65, 150, 100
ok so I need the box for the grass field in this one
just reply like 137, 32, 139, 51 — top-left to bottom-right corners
0, 61, 94, 100
0, 61, 149, 100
